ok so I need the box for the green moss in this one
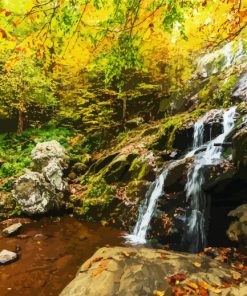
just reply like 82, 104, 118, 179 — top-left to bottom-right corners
129, 157, 151, 180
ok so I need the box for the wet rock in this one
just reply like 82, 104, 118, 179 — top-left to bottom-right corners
232, 71, 247, 101
12, 172, 62, 215
164, 158, 191, 191
2, 222, 22, 237
60, 246, 246, 296
227, 204, 247, 247
31, 140, 69, 171
0, 249, 18, 264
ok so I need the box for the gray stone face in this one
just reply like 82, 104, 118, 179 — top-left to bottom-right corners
31, 140, 69, 171
0, 250, 18, 264
12, 172, 61, 215
2, 222, 22, 236
43, 159, 67, 192
13, 141, 69, 215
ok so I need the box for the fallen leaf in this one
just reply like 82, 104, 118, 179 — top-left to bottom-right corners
232, 273, 241, 280
153, 290, 165, 296
207, 285, 221, 294
91, 259, 109, 277
193, 261, 202, 268
168, 273, 187, 284
186, 281, 198, 290
198, 288, 209, 296
198, 280, 209, 290
92, 256, 103, 263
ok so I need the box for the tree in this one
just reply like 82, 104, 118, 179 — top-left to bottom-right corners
0, 52, 56, 134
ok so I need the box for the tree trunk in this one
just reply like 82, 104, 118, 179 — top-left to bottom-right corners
17, 99, 24, 135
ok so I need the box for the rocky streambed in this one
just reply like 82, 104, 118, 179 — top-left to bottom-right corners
0, 216, 123, 296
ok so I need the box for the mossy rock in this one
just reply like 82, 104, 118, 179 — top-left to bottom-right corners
129, 157, 155, 181
103, 153, 138, 183
0, 191, 19, 220
89, 152, 120, 174
126, 180, 151, 202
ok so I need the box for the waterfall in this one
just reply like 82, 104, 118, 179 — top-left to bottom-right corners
184, 106, 236, 252
126, 107, 236, 250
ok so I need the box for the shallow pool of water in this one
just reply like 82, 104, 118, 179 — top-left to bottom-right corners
0, 216, 124, 296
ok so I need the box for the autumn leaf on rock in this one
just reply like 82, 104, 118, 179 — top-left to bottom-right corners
91, 259, 109, 277
193, 261, 201, 268
232, 273, 241, 280
167, 273, 187, 285
153, 290, 165, 296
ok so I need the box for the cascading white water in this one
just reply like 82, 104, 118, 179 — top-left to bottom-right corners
126, 172, 166, 244
126, 113, 207, 244
126, 107, 236, 250
184, 106, 236, 252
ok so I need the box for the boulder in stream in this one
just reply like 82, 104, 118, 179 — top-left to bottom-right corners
0, 250, 18, 265
2, 222, 22, 236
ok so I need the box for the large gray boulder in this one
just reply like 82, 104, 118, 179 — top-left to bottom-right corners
60, 246, 246, 296
12, 172, 62, 215
12, 141, 69, 215
31, 140, 69, 171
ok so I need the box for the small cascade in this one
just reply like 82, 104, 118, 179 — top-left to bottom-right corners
183, 107, 236, 252
127, 106, 237, 251
126, 161, 180, 244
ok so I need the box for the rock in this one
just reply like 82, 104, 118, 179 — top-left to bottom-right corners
43, 159, 67, 191
164, 158, 191, 191
0, 191, 15, 219
2, 222, 22, 236
12, 172, 62, 215
227, 204, 247, 247
204, 161, 237, 192
31, 140, 69, 171
60, 246, 246, 296
232, 127, 247, 169
0, 250, 18, 264
232, 71, 247, 101
104, 154, 138, 183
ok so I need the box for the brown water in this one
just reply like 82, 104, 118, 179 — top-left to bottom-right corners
0, 216, 124, 296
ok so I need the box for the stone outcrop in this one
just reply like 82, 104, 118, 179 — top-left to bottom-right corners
13, 141, 69, 215
60, 246, 246, 296
232, 71, 247, 101
227, 204, 247, 248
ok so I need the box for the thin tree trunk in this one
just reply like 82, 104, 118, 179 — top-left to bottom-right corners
17, 99, 24, 135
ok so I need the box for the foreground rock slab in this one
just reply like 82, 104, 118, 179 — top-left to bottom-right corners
2, 222, 22, 236
60, 247, 247, 296
0, 250, 18, 264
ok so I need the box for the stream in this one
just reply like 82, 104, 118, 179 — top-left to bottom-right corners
0, 216, 123, 296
